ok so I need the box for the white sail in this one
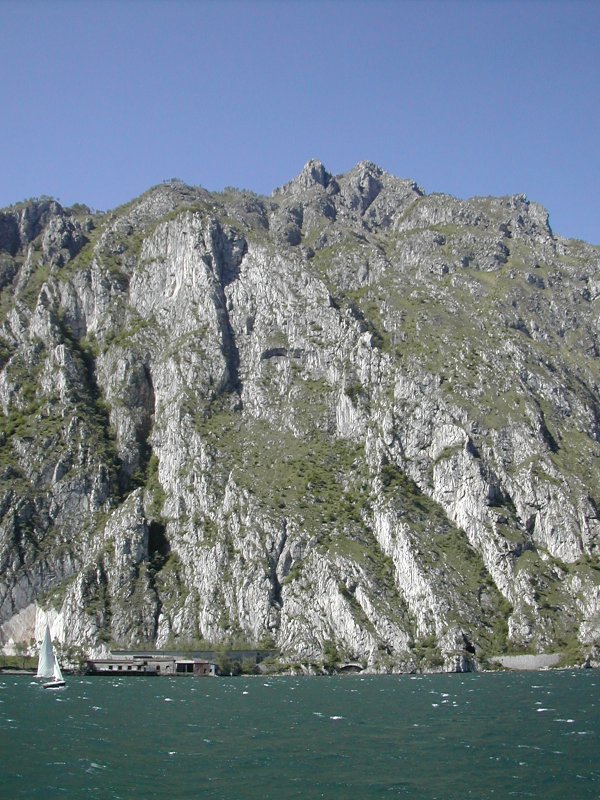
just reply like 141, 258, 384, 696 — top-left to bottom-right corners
53, 658, 64, 682
36, 624, 55, 679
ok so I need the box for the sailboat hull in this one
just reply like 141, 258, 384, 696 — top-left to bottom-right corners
42, 680, 66, 689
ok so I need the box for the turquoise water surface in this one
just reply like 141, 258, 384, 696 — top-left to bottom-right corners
1, 670, 597, 799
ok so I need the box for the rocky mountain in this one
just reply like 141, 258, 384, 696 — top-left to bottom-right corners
0, 160, 599, 672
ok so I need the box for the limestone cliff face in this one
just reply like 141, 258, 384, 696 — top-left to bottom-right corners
0, 164, 599, 670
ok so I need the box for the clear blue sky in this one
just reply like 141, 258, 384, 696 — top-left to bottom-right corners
1, 0, 598, 243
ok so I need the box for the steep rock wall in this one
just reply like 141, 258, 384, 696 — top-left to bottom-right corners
0, 166, 599, 669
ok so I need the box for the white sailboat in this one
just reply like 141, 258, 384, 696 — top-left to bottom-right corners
36, 624, 66, 689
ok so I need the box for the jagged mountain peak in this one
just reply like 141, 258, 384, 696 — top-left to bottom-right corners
273, 158, 335, 196
113, 181, 212, 228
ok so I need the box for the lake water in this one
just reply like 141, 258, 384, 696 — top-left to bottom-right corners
1, 670, 598, 799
